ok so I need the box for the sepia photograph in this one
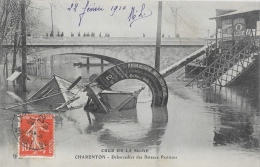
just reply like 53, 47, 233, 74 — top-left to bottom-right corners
0, 0, 259, 166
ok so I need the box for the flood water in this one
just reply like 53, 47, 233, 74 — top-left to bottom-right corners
0, 54, 259, 167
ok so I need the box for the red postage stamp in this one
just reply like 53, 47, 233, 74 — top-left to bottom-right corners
18, 113, 55, 158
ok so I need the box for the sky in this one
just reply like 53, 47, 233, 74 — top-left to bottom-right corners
29, 0, 260, 38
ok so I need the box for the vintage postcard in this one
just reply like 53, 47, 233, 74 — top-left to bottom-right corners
0, 0, 259, 167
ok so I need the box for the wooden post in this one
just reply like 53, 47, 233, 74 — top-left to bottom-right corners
4, 53, 8, 78
50, 56, 54, 76
86, 57, 90, 73
87, 57, 90, 64
232, 19, 235, 47
215, 28, 218, 56
101, 59, 104, 73
155, 1, 162, 71
258, 10, 260, 109
21, 0, 27, 92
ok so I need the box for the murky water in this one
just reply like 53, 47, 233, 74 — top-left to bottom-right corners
0, 55, 259, 167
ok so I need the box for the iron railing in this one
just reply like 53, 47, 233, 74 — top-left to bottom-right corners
216, 40, 257, 86
186, 36, 255, 88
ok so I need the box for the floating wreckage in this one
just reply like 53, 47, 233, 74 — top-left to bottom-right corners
84, 62, 168, 113
4, 75, 85, 110
5, 62, 168, 113
84, 87, 144, 113
27, 75, 144, 112
28, 75, 87, 111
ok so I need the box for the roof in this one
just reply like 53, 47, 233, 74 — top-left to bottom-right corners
210, 9, 260, 20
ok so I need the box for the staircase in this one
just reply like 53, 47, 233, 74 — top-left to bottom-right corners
186, 36, 259, 88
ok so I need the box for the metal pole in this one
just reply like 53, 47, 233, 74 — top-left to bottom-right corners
50, 3, 54, 35
21, 0, 27, 92
174, 7, 181, 37
175, 8, 177, 37
155, 1, 162, 71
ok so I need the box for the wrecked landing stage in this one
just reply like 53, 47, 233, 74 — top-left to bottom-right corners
10, 62, 168, 115
28, 75, 87, 111
12, 74, 143, 113
84, 62, 168, 114
3, 75, 85, 111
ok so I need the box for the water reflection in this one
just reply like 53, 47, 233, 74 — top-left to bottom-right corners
213, 111, 259, 149
85, 106, 168, 149
27, 54, 114, 82
202, 87, 259, 149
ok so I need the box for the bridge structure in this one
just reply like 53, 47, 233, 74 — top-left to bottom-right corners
2, 37, 205, 77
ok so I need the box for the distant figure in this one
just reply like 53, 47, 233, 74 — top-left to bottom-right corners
99, 32, 101, 37
78, 32, 81, 37
46, 33, 48, 37
50, 31, 53, 37
71, 32, 74, 37
83, 33, 86, 37
143, 33, 145, 37
86, 32, 90, 37
91, 32, 95, 37
61, 32, 64, 37
176, 33, 180, 38
162, 34, 164, 38
57, 31, 60, 37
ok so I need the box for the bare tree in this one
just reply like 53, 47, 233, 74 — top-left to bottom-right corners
0, 0, 17, 77
0, 0, 40, 79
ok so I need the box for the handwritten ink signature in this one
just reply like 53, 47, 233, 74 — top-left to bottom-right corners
127, 3, 152, 27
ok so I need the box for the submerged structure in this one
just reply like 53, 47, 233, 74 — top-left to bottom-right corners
28, 75, 87, 110
85, 62, 168, 113
27, 62, 169, 114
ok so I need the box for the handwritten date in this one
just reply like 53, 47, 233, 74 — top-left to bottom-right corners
67, 1, 152, 27
68, 0, 104, 26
